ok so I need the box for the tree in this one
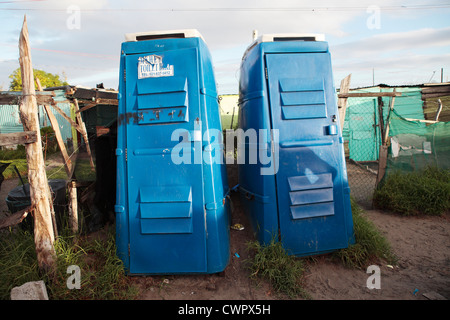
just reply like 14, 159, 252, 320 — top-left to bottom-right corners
9, 68, 68, 91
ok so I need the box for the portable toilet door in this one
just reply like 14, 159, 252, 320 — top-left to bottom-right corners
238, 34, 354, 256
115, 30, 230, 274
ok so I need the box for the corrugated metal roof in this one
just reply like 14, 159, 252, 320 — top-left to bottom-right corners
0, 90, 73, 142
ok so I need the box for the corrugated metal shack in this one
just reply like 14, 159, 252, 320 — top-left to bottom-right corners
0, 86, 118, 149
0, 90, 73, 143
65, 86, 118, 139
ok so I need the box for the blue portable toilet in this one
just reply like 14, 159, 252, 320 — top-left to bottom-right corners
238, 33, 354, 256
115, 29, 230, 274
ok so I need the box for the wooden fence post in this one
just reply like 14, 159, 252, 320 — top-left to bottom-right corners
18, 15, 56, 274
68, 181, 78, 233
376, 89, 397, 186
338, 74, 352, 133
73, 98, 95, 171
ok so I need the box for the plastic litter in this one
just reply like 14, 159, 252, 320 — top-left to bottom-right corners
231, 223, 244, 231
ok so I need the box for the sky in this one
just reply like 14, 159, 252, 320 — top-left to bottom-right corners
0, 0, 449, 94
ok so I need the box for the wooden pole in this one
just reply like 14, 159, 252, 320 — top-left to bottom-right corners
36, 78, 72, 177
338, 74, 351, 133
338, 92, 402, 98
377, 97, 385, 145
35, 78, 62, 239
230, 106, 235, 130
48, 102, 81, 131
18, 15, 56, 273
68, 181, 78, 233
73, 98, 95, 171
383, 89, 396, 144
376, 89, 396, 186
0, 131, 37, 146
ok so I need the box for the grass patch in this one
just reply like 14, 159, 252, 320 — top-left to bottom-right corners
0, 159, 28, 181
334, 198, 397, 269
0, 145, 26, 160
373, 166, 450, 216
0, 126, 76, 182
246, 238, 309, 299
0, 226, 138, 300
46, 159, 96, 182
4, 158, 97, 184
0, 229, 40, 299
245, 199, 397, 295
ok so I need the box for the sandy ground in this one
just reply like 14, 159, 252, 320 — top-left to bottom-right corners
1, 162, 449, 300
304, 210, 450, 300
132, 198, 450, 301
132, 165, 450, 301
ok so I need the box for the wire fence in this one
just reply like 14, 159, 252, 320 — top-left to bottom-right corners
343, 89, 449, 208
343, 95, 380, 208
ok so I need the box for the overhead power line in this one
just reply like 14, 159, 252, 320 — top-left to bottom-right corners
1, 3, 450, 12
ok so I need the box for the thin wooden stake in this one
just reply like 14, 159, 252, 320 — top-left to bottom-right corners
49, 102, 81, 132
18, 15, 56, 273
68, 180, 78, 233
376, 89, 396, 186
338, 74, 351, 133
36, 78, 72, 177
383, 89, 397, 143
73, 98, 95, 171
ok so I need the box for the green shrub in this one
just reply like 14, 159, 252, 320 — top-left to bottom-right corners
373, 167, 450, 216
40, 126, 59, 156
0, 145, 26, 160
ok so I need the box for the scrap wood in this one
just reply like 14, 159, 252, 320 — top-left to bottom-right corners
0, 91, 69, 106
74, 98, 118, 114
75, 101, 96, 114
0, 131, 37, 147
0, 91, 55, 106
0, 205, 34, 229
338, 92, 402, 98
73, 99, 95, 171
422, 291, 446, 300
48, 102, 81, 131
36, 78, 72, 178
349, 159, 378, 175
74, 97, 118, 114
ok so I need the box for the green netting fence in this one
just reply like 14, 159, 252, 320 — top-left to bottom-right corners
342, 87, 449, 207
386, 109, 450, 175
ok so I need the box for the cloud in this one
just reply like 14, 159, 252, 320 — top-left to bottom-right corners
1, 0, 363, 92
1, 0, 449, 92
332, 27, 450, 60
330, 27, 450, 86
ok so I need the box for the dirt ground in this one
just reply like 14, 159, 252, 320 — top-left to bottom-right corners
132, 199, 450, 301
131, 165, 450, 301
1, 161, 449, 300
